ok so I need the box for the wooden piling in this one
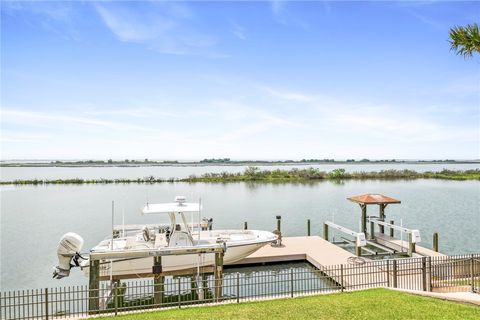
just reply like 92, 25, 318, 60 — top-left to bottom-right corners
244, 222, 248, 230
390, 220, 395, 237
153, 256, 164, 306
379, 204, 386, 234
369, 221, 375, 240
323, 223, 329, 241
88, 260, 100, 314
433, 232, 439, 252
360, 204, 367, 234
214, 252, 224, 301
276, 216, 282, 232
307, 219, 311, 236
408, 233, 416, 257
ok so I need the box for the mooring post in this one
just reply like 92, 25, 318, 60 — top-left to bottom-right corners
276, 215, 282, 232
307, 219, 311, 236
379, 204, 386, 234
153, 256, 164, 306
244, 221, 248, 230
390, 220, 395, 237
360, 204, 367, 234
214, 251, 224, 301
88, 259, 100, 314
408, 233, 415, 257
323, 223, 329, 241
433, 232, 439, 252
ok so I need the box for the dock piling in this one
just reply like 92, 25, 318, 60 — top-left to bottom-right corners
433, 232, 439, 252
408, 233, 416, 257
276, 216, 282, 232
323, 223, 329, 241
88, 260, 100, 314
153, 256, 164, 306
307, 219, 311, 236
244, 222, 248, 230
214, 251, 224, 301
390, 220, 395, 237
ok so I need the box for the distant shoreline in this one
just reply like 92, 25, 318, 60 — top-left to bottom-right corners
1, 168, 479, 185
1, 159, 479, 168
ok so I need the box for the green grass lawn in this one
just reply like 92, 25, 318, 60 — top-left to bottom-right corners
99, 288, 480, 320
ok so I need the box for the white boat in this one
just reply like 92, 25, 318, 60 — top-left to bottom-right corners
53, 196, 277, 279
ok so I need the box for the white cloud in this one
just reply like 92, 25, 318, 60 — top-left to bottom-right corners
94, 3, 220, 56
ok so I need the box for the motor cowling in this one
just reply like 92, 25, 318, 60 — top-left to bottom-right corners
53, 232, 84, 279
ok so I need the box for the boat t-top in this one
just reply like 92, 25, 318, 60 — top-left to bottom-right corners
53, 196, 277, 279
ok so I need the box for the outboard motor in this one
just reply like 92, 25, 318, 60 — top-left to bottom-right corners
53, 232, 85, 279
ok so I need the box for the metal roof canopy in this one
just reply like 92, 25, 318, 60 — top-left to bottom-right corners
348, 194, 401, 205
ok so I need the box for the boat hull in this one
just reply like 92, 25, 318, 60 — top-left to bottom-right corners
83, 238, 272, 278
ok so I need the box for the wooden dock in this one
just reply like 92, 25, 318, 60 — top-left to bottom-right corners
230, 236, 358, 268
230, 236, 443, 289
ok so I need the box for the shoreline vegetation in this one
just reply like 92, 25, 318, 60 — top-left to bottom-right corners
1, 168, 479, 185
1, 158, 479, 167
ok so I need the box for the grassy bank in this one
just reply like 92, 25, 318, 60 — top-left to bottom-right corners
1, 168, 479, 185
97, 288, 480, 320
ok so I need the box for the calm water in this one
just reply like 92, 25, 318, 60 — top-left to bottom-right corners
1, 167, 479, 291
1, 163, 479, 181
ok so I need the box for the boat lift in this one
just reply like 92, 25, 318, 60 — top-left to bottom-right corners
367, 218, 421, 257
323, 221, 366, 256
323, 194, 429, 258
87, 243, 226, 314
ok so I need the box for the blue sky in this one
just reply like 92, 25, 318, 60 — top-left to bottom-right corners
1, 1, 479, 160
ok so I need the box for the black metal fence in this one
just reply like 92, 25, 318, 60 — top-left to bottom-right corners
1, 254, 478, 319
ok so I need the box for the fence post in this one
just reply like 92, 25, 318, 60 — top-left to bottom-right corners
44, 288, 49, 320
290, 269, 294, 298
236, 273, 240, 303
386, 260, 390, 287
393, 260, 398, 288
471, 254, 475, 293
178, 278, 181, 308
307, 219, 311, 236
114, 282, 118, 316
421, 257, 427, 291
428, 257, 433, 292
340, 265, 344, 292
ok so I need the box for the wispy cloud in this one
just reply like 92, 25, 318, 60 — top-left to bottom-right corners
262, 86, 315, 103
94, 2, 222, 57
230, 20, 247, 40
1, 109, 152, 133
